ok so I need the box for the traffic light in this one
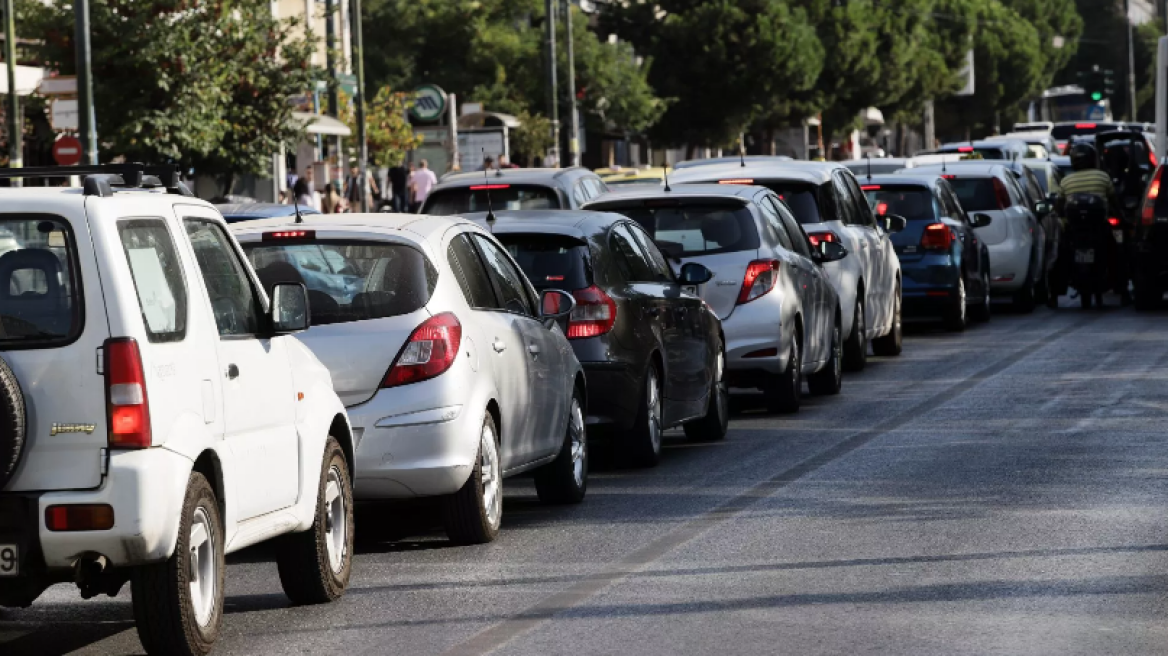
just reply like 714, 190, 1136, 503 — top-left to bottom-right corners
1103, 69, 1116, 100
1076, 66, 1116, 103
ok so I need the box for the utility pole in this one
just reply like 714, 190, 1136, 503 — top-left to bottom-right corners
545, 0, 559, 167
326, 0, 337, 118
4, 0, 20, 184
562, 0, 579, 167
74, 0, 96, 165
1129, 0, 1139, 121
350, 0, 369, 211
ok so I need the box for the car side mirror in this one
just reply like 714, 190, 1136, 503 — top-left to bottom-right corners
678, 262, 713, 285
880, 214, 907, 233
971, 213, 993, 228
540, 289, 576, 333
270, 282, 310, 333
812, 239, 848, 263
1034, 200, 1051, 215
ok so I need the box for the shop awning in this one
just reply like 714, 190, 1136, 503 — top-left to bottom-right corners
292, 112, 352, 137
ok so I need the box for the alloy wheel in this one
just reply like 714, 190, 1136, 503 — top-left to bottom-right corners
480, 423, 502, 528
324, 465, 347, 574
568, 398, 586, 488
188, 506, 217, 628
647, 369, 662, 454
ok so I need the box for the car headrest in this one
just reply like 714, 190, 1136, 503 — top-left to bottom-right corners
0, 249, 62, 299
699, 214, 742, 247
256, 260, 305, 294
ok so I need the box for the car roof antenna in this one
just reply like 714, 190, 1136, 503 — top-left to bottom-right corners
292, 186, 305, 224
739, 136, 746, 168
483, 149, 497, 231
942, 156, 948, 174
663, 162, 671, 192
865, 153, 872, 181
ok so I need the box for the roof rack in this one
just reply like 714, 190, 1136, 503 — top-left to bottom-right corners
0, 163, 193, 197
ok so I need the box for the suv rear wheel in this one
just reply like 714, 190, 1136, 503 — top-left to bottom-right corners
534, 390, 588, 504
443, 413, 503, 544
276, 437, 353, 604
131, 472, 224, 656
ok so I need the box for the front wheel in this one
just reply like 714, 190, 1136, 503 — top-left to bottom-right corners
276, 437, 354, 605
534, 390, 588, 504
872, 282, 903, 356
684, 341, 729, 442
131, 472, 224, 656
443, 413, 503, 544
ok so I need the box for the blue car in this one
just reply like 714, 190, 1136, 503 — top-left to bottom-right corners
860, 174, 993, 330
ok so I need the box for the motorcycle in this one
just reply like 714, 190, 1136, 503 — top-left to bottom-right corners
1063, 193, 1120, 309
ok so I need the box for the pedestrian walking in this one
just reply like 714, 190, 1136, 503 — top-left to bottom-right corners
389, 163, 409, 212
410, 160, 438, 213
344, 161, 380, 211
323, 181, 346, 214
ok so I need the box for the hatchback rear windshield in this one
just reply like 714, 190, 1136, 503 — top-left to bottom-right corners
608, 204, 759, 257
946, 177, 999, 212
1051, 123, 1118, 140
245, 241, 436, 326
423, 185, 560, 215
494, 234, 592, 291
0, 217, 81, 346
862, 186, 938, 221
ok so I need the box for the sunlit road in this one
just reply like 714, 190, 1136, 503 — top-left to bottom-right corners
4, 299, 1168, 655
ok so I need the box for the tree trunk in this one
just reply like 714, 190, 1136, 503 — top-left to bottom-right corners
220, 172, 236, 197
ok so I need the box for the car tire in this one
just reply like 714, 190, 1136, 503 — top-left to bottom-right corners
807, 314, 842, 396
0, 355, 25, 490
765, 339, 801, 414
1013, 276, 1036, 313
684, 341, 729, 442
443, 413, 503, 544
872, 282, 903, 356
1134, 274, 1161, 310
276, 437, 353, 605
842, 296, 867, 372
943, 276, 967, 332
625, 364, 664, 468
534, 389, 588, 504
131, 472, 224, 656
969, 270, 992, 322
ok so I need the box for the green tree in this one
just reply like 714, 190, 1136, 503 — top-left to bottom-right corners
1053, 0, 1130, 118
339, 87, 423, 168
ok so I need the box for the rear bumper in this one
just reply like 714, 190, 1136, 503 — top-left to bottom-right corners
901, 259, 961, 317
580, 361, 641, 430
722, 293, 789, 380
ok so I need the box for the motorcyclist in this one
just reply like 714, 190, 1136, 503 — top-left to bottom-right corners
1056, 142, 1129, 304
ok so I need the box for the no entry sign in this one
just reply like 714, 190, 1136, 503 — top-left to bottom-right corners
52, 136, 83, 166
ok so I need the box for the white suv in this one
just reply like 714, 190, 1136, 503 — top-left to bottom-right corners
0, 166, 355, 655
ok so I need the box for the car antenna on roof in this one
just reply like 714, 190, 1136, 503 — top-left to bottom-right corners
663, 162, 671, 192
483, 149, 497, 230
942, 156, 948, 174
292, 187, 305, 224
739, 136, 746, 168
865, 153, 872, 181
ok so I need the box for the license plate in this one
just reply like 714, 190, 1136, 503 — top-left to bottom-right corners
1113, 230, 1123, 244
0, 544, 17, 576
1075, 249, 1095, 264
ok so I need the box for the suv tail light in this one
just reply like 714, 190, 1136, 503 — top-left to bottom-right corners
105, 338, 151, 449
806, 231, 839, 247
920, 223, 955, 250
382, 313, 462, 387
992, 177, 1011, 209
1142, 166, 1163, 225
738, 260, 780, 305
568, 286, 617, 339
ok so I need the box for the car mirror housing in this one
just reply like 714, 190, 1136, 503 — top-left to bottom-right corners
971, 213, 993, 228
813, 240, 848, 263
270, 283, 310, 333
540, 289, 576, 333
678, 262, 714, 285
1034, 200, 1052, 215
881, 214, 908, 233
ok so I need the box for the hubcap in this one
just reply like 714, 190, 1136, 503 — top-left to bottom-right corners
480, 424, 502, 528
568, 399, 586, 487
957, 277, 966, 323
324, 465, 347, 574
647, 370, 662, 454
188, 506, 216, 627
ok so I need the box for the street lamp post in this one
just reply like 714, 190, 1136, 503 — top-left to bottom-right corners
74, 0, 96, 165
545, 0, 559, 166
350, 0, 369, 211
563, 0, 579, 167
4, 0, 20, 184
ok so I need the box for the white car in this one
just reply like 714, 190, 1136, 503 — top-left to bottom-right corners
0, 167, 354, 655
232, 214, 588, 545
670, 161, 904, 370
910, 162, 1047, 312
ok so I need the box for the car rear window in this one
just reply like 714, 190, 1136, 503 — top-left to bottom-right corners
861, 186, 938, 221
494, 234, 592, 291
423, 185, 560, 215
1051, 123, 1118, 140
946, 177, 1000, 212
0, 217, 81, 347
608, 203, 759, 257
755, 183, 822, 224
245, 240, 437, 326
1029, 169, 1051, 194
119, 219, 187, 342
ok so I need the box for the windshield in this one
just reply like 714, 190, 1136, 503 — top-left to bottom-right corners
0, 217, 81, 346
946, 177, 1000, 212
245, 241, 437, 326
422, 185, 560, 215
608, 204, 759, 257
862, 186, 938, 221
495, 234, 592, 291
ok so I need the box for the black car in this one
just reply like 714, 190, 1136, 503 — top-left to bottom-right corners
1134, 163, 1168, 308
466, 210, 727, 467
862, 174, 993, 330
421, 167, 609, 215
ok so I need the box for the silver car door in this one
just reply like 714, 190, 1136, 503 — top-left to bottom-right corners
843, 173, 890, 330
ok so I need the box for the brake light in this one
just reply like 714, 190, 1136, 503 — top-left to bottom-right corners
1151, 149, 1159, 167
1142, 167, 1163, 225
941, 174, 957, 180
920, 223, 955, 250
992, 177, 1011, 209
469, 184, 510, 190
718, 179, 754, 185
45, 504, 115, 531
958, 146, 974, 153
568, 285, 617, 339
1076, 123, 1096, 129
807, 231, 839, 247
738, 260, 780, 305
263, 230, 315, 240
1108, 216, 1121, 227
861, 185, 881, 191
382, 313, 462, 387
105, 338, 151, 449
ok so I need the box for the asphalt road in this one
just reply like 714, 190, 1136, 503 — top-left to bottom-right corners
4, 299, 1168, 655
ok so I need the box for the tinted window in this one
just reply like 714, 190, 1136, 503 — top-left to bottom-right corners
496, 234, 592, 291
1029, 168, 1051, 194
423, 185, 560, 215
447, 233, 497, 309
627, 224, 675, 282
572, 181, 589, 206
862, 186, 938, 221
0, 217, 81, 346
774, 200, 813, 258
615, 204, 760, 258
750, 182, 821, 224
842, 174, 876, 227
757, 196, 793, 250
947, 178, 1001, 212
245, 241, 436, 326
609, 223, 659, 282
119, 219, 187, 342
473, 235, 536, 316
831, 175, 858, 225
184, 219, 264, 336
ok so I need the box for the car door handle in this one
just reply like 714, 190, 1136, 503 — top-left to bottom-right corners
527, 344, 541, 356
492, 339, 507, 353
226, 364, 239, 380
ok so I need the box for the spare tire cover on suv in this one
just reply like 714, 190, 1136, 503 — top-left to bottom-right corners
0, 355, 26, 489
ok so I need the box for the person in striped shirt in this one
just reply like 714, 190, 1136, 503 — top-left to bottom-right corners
1055, 142, 1130, 304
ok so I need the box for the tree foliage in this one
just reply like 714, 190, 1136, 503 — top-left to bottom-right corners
339, 88, 423, 168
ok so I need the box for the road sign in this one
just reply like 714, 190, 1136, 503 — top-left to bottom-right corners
410, 84, 447, 122
37, 76, 76, 95
52, 136, 82, 166
50, 99, 78, 131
